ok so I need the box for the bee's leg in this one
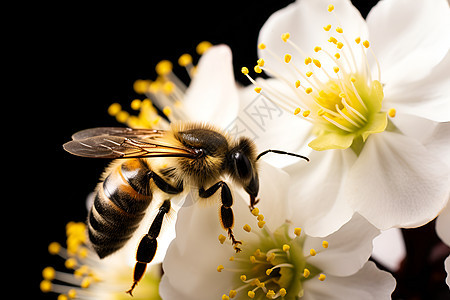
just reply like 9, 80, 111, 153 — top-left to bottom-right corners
126, 199, 171, 296
199, 181, 242, 252
151, 172, 184, 194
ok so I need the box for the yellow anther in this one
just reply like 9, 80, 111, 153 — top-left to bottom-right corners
304, 57, 312, 65
310, 249, 317, 256
303, 110, 311, 117
155, 60, 173, 76
319, 274, 326, 281
257, 214, 265, 221
130, 99, 142, 110
229, 290, 237, 298
266, 252, 276, 262
388, 108, 396, 118
328, 36, 337, 44
250, 256, 257, 263
294, 227, 302, 236
336, 27, 343, 34
162, 81, 175, 95
107, 103, 122, 116
217, 265, 225, 272
42, 267, 55, 280
350, 76, 356, 82
254, 249, 262, 256
222, 294, 230, 300
219, 234, 227, 244
328, 4, 334, 12
240, 275, 247, 281
258, 220, 266, 228
283, 244, 290, 252
133, 79, 150, 94
257, 58, 265, 67
284, 54, 292, 63
57, 294, 68, 300
40, 280, 52, 293
196, 41, 212, 55
230, 256, 235, 262
355, 37, 361, 44
251, 207, 259, 216
248, 290, 256, 298
313, 59, 321, 68
295, 80, 301, 88
67, 289, 77, 298
314, 46, 322, 52
243, 224, 252, 232
305, 88, 313, 94
163, 106, 172, 117
48, 242, 61, 255
258, 43, 266, 50
178, 53, 193, 67
279, 288, 287, 296
334, 53, 341, 59
266, 290, 276, 298
337, 42, 344, 49
253, 279, 261, 286
306, 71, 313, 77
363, 40, 370, 48
65, 258, 77, 269
241, 67, 249, 75
254, 87, 262, 94
322, 240, 329, 248
323, 24, 332, 31
303, 268, 311, 278
281, 32, 290, 42
333, 66, 340, 73
318, 109, 325, 116
266, 268, 273, 276
81, 277, 92, 289
254, 65, 262, 73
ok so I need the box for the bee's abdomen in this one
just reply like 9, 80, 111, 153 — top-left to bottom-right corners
88, 159, 152, 258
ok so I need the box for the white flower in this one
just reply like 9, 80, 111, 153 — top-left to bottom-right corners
159, 162, 396, 299
239, 0, 450, 235
436, 202, 450, 288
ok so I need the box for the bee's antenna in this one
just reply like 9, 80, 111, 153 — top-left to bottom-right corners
256, 149, 309, 162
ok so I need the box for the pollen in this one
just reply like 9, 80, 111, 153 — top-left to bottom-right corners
314, 46, 322, 52
363, 40, 370, 48
323, 24, 331, 31
219, 234, 227, 244
254, 87, 262, 94
295, 80, 301, 88
107, 103, 122, 116
258, 220, 266, 228
163, 106, 172, 116
251, 207, 260, 216
241, 67, 249, 75
294, 227, 302, 236
229, 290, 237, 298
266, 290, 276, 298
303, 110, 311, 117
217, 265, 225, 272
303, 268, 311, 278
319, 274, 326, 281
322, 240, 329, 248
257, 214, 265, 221
65, 258, 77, 269
284, 54, 292, 63
306, 71, 313, 77
310, 248, 317, 256
178, 53, 193, 67
130, 99, 142, 110
281, 32, 290, 42
42, 267, 55, 280
254, 65, 262, 73
313, 59, 321, 68
305, 88, 313, 94
48, 242, 61, 255
336, 27, 343, 33
240, 275, 247, 281
388, 108, 396, 118
81, 277, 92, 288
327, 4, 334, 12
334, 53, 340, 59
294, 107, 301, 115
282, 244, 290, 252
257, 58, 265, 67
248, 290, 256, 298
279, 288, 287, 296
355, 37, 361, 44
196, 41, 212, 55
304, 57, 312, 65
243, 224, 252, 232
333, 66, 340, 73
40, 280, 52, 293
258, 43, 266, 50
155, 60, 173, 76
336, 42, 344, 49
222, 294, 230, 300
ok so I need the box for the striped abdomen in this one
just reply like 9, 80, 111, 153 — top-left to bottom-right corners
88, 158, 152, 258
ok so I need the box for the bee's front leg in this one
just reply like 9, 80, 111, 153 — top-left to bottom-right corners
199, 181, 242, 252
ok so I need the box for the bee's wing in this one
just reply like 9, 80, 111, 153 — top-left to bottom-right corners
63, 127, 199, 159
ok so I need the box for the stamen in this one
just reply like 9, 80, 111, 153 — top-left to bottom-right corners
388, 108, 396, 118
219, 234, 227, 244
319, 274, 327, 281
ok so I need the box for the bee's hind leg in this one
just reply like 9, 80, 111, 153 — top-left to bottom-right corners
127, 199, 171, 296
199, 181, 242, 253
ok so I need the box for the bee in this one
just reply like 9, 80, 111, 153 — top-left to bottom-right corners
63, 123, 308, 295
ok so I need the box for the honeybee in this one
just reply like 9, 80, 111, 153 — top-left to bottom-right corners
63, 123, 308, 295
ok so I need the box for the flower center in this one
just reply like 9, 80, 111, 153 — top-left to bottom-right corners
218, 210, 328, 299
242, 4, 395, 153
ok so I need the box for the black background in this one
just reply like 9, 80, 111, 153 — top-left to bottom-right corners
20, 1, 448, 299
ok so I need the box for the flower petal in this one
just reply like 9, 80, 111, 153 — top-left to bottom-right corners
445, 256, 450, 288
302, 261, 396, 300
436, 203, 450, 246
183, 44, 239, 128
308, 132, 355, 150
367, 0, 450, 85
284, 149, 356, 237
304, 214, 379, 277
345, 131, 450, 229
372, 228, 406, 272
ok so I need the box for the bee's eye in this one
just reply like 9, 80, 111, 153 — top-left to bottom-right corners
233, 151, 252, 179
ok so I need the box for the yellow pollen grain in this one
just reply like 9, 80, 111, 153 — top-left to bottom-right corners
251, 207, 259, 216
328, 36, 337, 44
363, 40, 370, 48
250, 256, 257, 263
388, 108, 396, 118
258, 43, 266, 50
48, 242, 61, 255
68, 289, 77, 298
266, 290, 275, 298
322, 240, 329, 248
284, 54, 292, 63
336, 27, 343, 33
155, 60, 173, 76
313, 59, 321, 68
323, 24, 331, 31
295, 80, 301, 88
304, 57, 312, 65
254, 87, 262, 94
133, 79, 150, 94
222, 294, 230, 300
319, 274, 326, 281
40, 280, 52, 293
58, 295, 68, 300
279, 288, 287, 296
65, 258, 77, 269
314, 46, 322, 52
42, 267, 55, 280
303, 110, 311, 117
240, 275, 247, 282
310, 248, 317, 256
328, 4, 334, 12
218, 234, 227, 244
241, 67, 249, 75
248, 291, 256, 298
350, 76, 356, 82
305, 88, 313, 94
294, 107, 301, 115
266, 253, 276, 262
217, 265, 225, 272
355, 37, 361, 44
254, 65, 262, 73
81, 277, 92, 289
303, 268, 311, 278
258, 220, 266, 228
257, 58, 265, 67
294, 227, 302, 236
229, 290, 237, 298
196, 41, 213, 55
281, 32, 290, 42
130, 99, 142, 110
337, 42, 344, 49
108, 103, 121, 116
306, 71, 313, 77
257, 214, 264, 221
163, 106, 172, 116
266, 268, 273, 276
229, 256, 235, 261
333, 66, 340, 73
282, 244, 290, 252
334, 53, 341, 59
243, 224, 252, 232
178, 53, 192, 67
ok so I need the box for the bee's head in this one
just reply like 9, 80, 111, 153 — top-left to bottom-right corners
228, 137, 259, 198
